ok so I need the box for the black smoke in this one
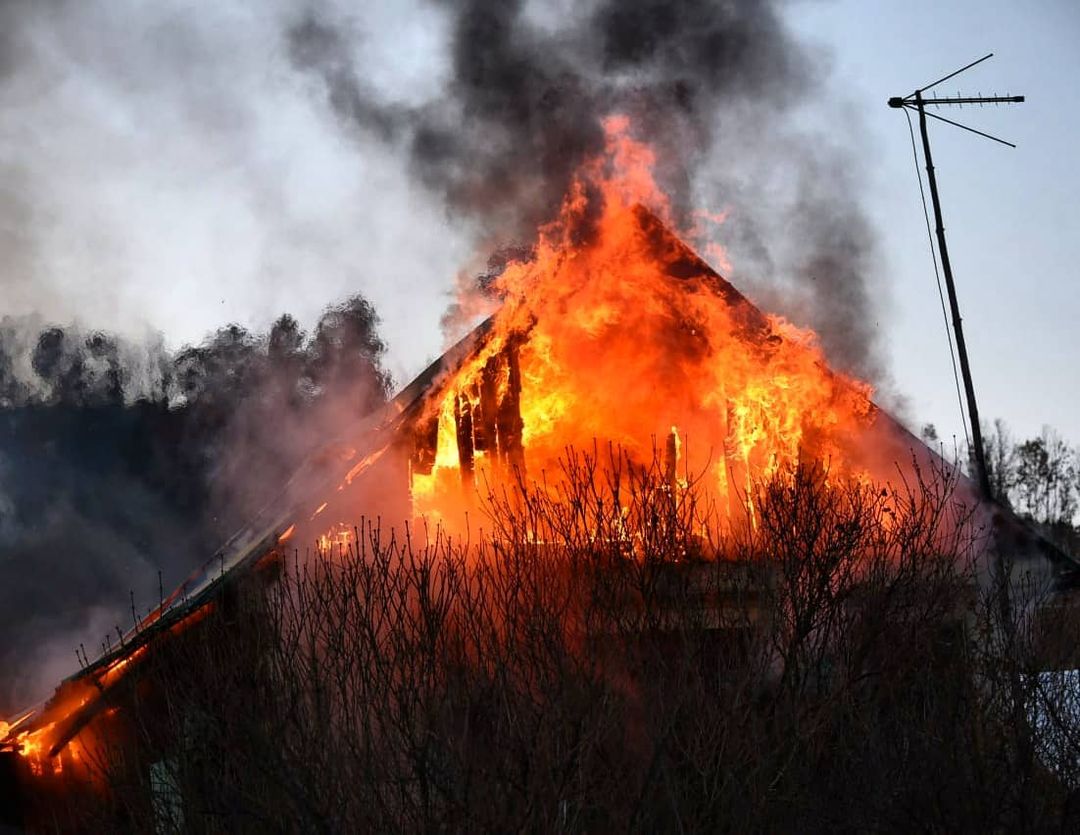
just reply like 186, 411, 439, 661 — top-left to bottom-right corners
0, 0, 893, 713
0, 296, 389, 714
289, 0, 886, 381
291, 0, 807, 236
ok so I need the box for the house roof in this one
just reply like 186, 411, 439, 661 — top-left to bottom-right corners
4, 209, 1076, 757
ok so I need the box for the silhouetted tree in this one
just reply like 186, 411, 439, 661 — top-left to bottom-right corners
1014, 428, 1077, 528
983, 418, 1019, 506
976, 420, 1079, 554
306, 294, 391, 410
0, 295, 392, 714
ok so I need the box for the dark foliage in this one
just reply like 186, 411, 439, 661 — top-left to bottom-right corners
0, 296, 390, 714
974, 419, 1080, 555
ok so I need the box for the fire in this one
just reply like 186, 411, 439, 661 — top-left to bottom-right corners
0, 601, 218, 776
1, 115, 890, 786
318, 523, 354, 555
411, 115, 875, 530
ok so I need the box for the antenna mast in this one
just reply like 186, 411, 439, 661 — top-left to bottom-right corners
889, 53, 1024, 501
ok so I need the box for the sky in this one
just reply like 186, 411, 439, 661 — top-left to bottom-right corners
0, 0, 1077, 448
788, 0, 1080, 448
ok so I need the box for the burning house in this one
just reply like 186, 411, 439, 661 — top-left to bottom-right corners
1, 117, 1076, 831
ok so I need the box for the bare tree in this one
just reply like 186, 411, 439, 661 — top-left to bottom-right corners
983, 417, 1020, 506
1014, 428, 1077, 528
29, 448, 1080, 833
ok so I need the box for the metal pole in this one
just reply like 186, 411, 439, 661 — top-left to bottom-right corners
914, 89, 993, 500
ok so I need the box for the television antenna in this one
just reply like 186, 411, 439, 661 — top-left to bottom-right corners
889, 53, 1024, 501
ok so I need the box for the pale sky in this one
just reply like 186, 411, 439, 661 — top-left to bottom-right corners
1, 0, 1076, 447
788, 0, 1080, 448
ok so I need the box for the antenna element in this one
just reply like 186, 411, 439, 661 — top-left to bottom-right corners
887, 55, 1025, 501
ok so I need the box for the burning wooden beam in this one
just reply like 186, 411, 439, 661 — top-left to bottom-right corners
411, 411, 440, 476
495, 336, 526, 478
475, 356, 499, 453
453, 390, 475, 487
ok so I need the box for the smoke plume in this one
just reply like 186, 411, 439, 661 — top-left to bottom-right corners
0, 300, 389, 714
289, 0, 886, 380
0, 0, 891, 712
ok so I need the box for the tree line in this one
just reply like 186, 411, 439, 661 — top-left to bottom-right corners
921, 419, 1080, 555
0, 295, 391, 716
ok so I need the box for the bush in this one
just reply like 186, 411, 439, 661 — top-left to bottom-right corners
44, 449, 1080, 833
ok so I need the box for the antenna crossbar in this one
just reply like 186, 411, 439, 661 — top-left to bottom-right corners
889, 95, 1024, 108
920, 95, 1023, 106
916, 52, 994, 94
908, 107, 1017, 148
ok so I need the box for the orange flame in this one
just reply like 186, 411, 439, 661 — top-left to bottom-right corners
3, 116, 893, 782
412, 116, 875, 529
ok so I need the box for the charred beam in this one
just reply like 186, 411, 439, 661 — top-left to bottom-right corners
474, 359, 499, 453
411, 411, 440, 476
453, 391, 475, 487
496, 336, 526, 477
664, 427, 679, 493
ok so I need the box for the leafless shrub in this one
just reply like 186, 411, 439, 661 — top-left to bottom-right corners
38, 449, 1080, 833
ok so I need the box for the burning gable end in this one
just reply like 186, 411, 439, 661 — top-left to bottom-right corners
2, 116, 1078, 832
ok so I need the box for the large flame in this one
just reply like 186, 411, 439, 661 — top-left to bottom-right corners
3, 116, 891, 776
411, 115, 875, 529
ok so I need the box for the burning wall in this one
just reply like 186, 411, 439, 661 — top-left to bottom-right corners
0, 115, 1025, 806
408, 117, 884, 533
